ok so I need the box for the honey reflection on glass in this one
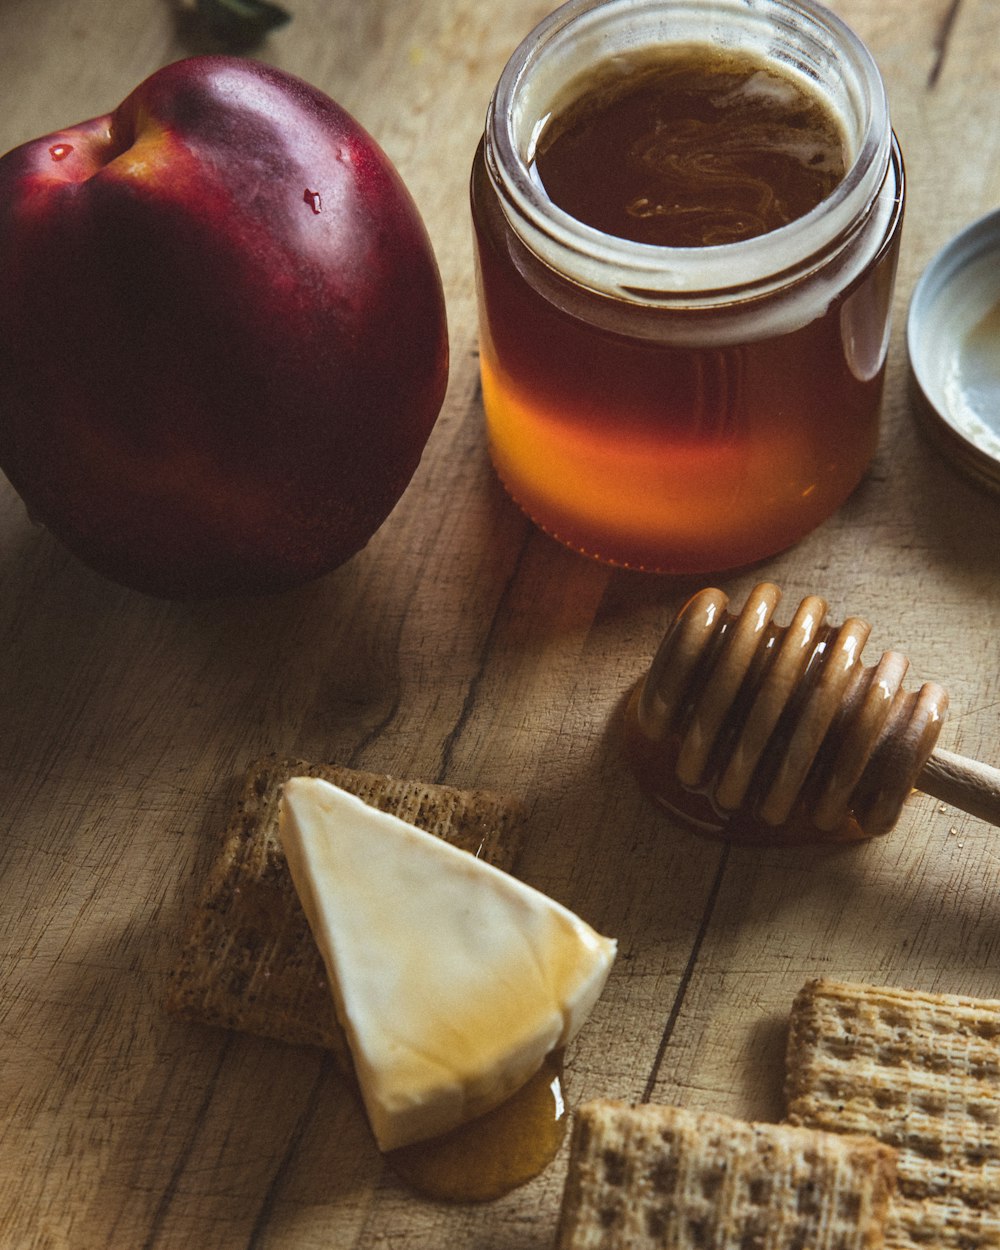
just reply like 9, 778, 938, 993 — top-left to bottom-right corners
472, 193, 898, 573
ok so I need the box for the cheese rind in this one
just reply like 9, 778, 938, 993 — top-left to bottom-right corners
279, 775, 617, 1151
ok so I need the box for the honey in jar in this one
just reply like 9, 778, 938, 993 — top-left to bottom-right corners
533, 48, 846, 249
471, 0, 905, 572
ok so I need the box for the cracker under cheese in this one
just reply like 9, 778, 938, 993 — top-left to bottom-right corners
166, 755, 529, 1068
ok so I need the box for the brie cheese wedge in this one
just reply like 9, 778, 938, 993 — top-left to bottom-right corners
279, 776, 616, 1151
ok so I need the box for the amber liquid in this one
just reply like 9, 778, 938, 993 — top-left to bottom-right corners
473, 46, 903, 572
385, 1050, 567, 1202
534, 49, 845, 247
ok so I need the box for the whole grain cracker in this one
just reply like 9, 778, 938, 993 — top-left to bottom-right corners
166, 755, 528, 1068
785, 977, 1000, 1250
555, 1099, 896, 1250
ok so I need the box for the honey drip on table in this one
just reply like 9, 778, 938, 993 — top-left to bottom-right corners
386, 1050, 567, 1202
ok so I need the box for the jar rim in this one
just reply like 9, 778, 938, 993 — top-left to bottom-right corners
485, 0, 892, 299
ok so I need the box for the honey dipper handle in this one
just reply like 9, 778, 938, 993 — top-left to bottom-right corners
917, 748, 1000, 829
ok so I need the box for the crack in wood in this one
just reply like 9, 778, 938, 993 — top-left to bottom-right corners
641, 844, 730, 1104
138, 1036, 235, 1250
434, 525, 534, 788
243, 1053, 335, 1250
928, 0, 963, 88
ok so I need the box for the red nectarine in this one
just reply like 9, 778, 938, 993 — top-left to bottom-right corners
0, 56, 448, 598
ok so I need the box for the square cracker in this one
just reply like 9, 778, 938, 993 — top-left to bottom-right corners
166, 755, 528, 1069
785, 977, 1000, 1250
555, 1100, 896, 1250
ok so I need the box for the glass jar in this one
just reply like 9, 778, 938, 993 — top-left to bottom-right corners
471, 0, 905, 573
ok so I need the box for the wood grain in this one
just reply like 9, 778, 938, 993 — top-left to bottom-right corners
1, 1, 999, 1247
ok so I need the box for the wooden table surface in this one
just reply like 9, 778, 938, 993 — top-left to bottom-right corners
2, 1, 999, 1247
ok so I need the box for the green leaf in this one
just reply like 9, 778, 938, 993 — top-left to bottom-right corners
194, 0, 292, 46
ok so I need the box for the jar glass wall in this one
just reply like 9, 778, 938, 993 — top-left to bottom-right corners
471, 0, 905, 573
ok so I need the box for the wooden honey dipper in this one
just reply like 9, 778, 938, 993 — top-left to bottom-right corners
625, 582, 1000, 844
